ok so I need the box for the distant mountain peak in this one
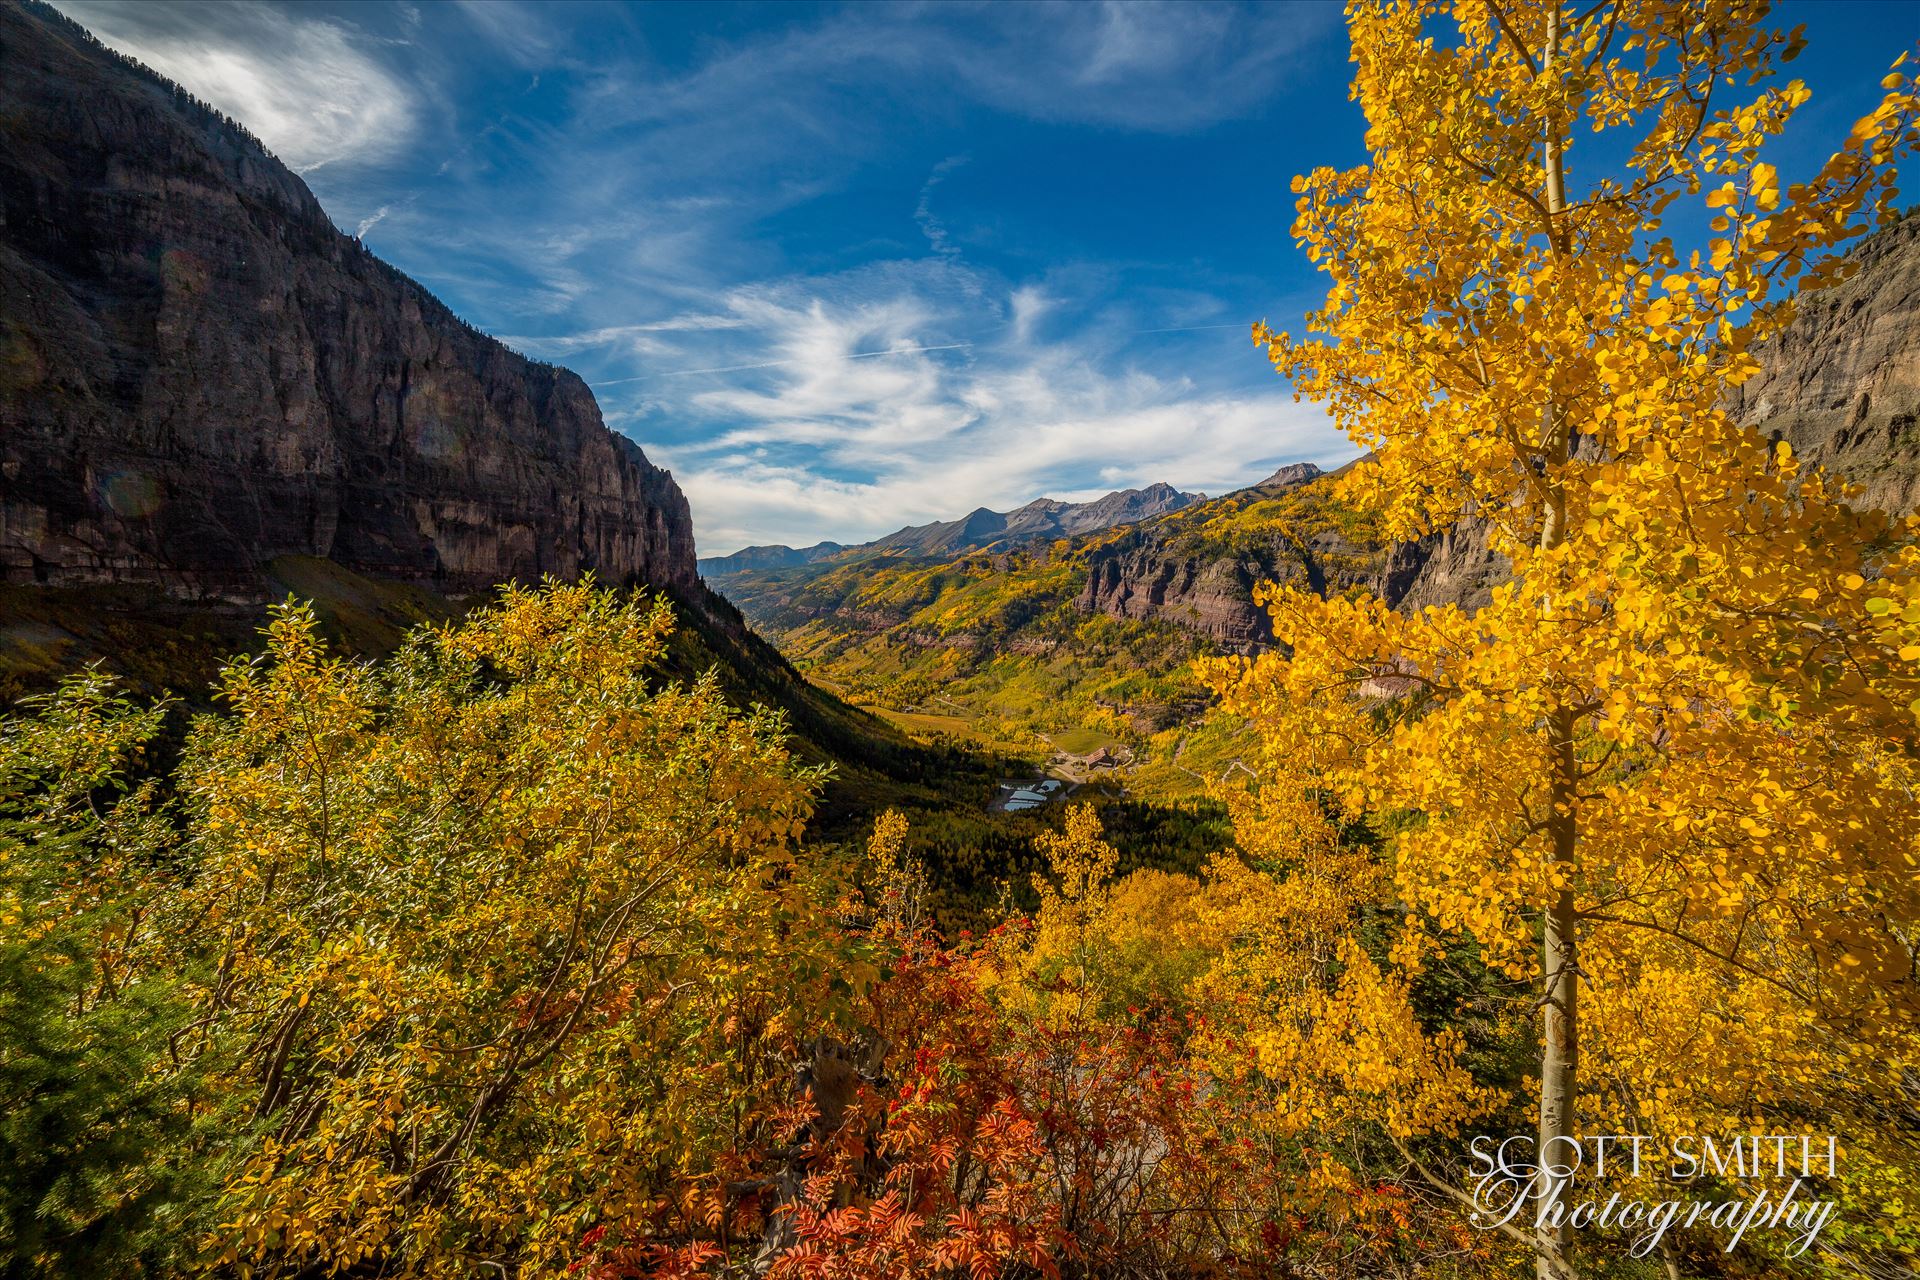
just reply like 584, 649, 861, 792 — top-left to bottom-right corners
1248, 462, 1324, 491
696, 541, 846, 577
958, 507, 1009, 537
699, 482, 1205, 577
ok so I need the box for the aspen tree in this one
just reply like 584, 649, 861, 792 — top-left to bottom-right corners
1223, 2, 1920, 1273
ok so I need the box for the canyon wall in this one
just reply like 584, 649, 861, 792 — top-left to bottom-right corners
0, 2, 695, 598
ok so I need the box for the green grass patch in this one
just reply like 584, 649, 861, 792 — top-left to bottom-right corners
1048, 726, 1117, 755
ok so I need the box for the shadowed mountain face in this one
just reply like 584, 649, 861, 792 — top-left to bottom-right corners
700, 542, 851, 574
698, 481, 1205, 577
0, 1, 694, 598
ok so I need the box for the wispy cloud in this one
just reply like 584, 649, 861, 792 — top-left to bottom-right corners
608, 343, 976, 383
450, 0, 564, 70
915, 156, 969, 258
1009, 286, 1052, 344
598, 0, 1336, 138
501, 314, 753, 361
52, 1, 418, 173
607, 263, 1353, 554
927, 0, 1334, 131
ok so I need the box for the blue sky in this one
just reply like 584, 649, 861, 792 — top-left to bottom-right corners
55, 1, 1920, 555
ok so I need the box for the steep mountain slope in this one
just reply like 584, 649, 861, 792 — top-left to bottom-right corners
698, 482, 1204, 577
0, 1, 691, 597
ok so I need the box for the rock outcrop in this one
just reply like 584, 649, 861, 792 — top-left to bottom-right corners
1247, 461, 1325, 491
1078, 550, 1282, 650
1075, 507, 1505, 653
0, 1, 695, 598
1729, 213, 1920, 516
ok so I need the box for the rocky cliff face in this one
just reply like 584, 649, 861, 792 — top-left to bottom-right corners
0, 2, 696, 598
1077, 522, 1507, 651
1074, 462, 1507, 652
1729, 213, 1920, 516
1078, 550, 1283, 651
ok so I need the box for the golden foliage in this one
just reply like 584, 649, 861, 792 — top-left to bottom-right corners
30, 583, 852, 1277
1215, 0, 1920, 1269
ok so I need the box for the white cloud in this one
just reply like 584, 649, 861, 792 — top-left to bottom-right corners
674, 384, 1348, 555
1009, 286, 1052, 344
624, 270, 1354, 555
52, 1, 417, 172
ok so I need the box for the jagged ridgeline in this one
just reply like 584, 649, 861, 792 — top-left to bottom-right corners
696, 480, 1205, 577
703, 463, 1491, 791
709, 223, 1920, 791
